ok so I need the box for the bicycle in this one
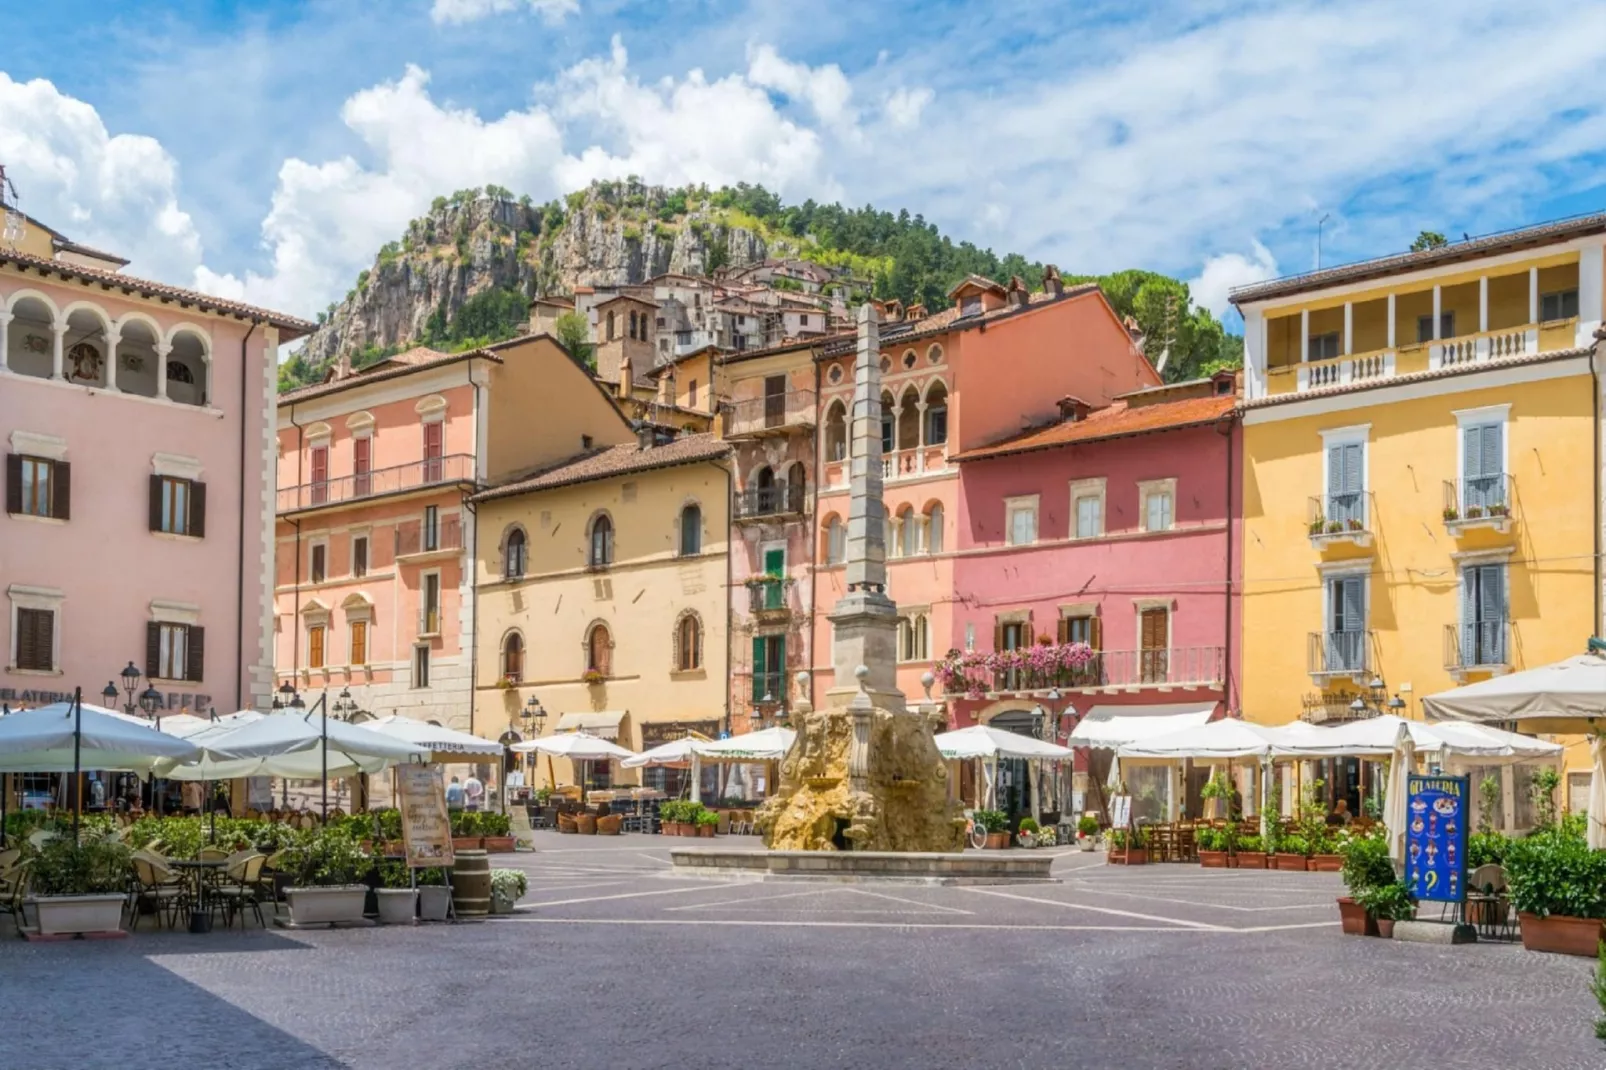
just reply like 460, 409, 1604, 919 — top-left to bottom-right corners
964, 809, 988, 849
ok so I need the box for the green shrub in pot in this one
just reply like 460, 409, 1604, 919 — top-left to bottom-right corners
1339, 828, 1394, 897
1077, 815, 1099, 839
1356, 881, 1415, 922
479, 812, 512, 837
282, 828, 374, 888
1505, 830, 1606, 920
31, 836, 133, 896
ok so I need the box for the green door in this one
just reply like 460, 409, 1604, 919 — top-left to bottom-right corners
761, 548, 786, 610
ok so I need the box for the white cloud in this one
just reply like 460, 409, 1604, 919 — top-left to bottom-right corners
883, 86, 933, 129
746, 43, 857, 132
1189, 240, 1278, 320
0, 72, 203, 283
430, 0, 578, 26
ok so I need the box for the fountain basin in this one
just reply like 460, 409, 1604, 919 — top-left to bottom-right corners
669, 848, 1056, 885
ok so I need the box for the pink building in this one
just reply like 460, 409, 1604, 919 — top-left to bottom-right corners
811, 271, 1164, 707
946, 376, 1242, 818
0, 224, 312, 715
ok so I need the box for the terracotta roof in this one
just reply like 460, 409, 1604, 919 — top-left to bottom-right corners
818, 283, 1103, 359
471, 433, 730, 501
1230, 212, 1606, 305
720, 336, 839, 368
279, 347, 500, 404
946, 273, 1007, 298
952, 394, 1236, 461
529, 295, 574, 308
0, 246, 315, 337
1242, 346, 1593, 410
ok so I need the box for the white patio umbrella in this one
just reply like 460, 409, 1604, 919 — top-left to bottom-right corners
1383, 723, 1415, 871
1590, 735, 1606, 851
1421, 652, 1606, 733
621, 737, 699, 768
0, 700, 199, 773
510, 730, 634, 760
933, 724, 1073, 760
364, 715, 504, 760
694, 727, 797, 761
156, 710, 425, 781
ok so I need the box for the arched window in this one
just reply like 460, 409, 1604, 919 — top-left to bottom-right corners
899, 615, 929, 662
606, 310, 616, 340
787, 462, 806, 511
753, 465, 775, 513
897, 386, 920, 450
924, 381, 948, 446
629, 310, 638, 339
880, 392, 895, 454
679, 504, 702, 556
502, 632, 524, 682
504, 528, 527, 579
586, 623, 612, 675
589, 514, 614, 568
926, 503, 945, 554
898, 506, 919, 558
676, 614, 702, 671
825, 400, 848, 461
824, 516, 846, 564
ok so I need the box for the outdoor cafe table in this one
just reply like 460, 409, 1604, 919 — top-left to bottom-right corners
167, 858, 227, 928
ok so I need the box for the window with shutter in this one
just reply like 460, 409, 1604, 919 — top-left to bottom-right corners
423, 422, 444, 482
1139, 608, 1169, 683
353, 536, 369, 578
152, 476, 196, 535
1328, 576, 1366, 671
1464, 565, 1508, 666
186, 626, 204, 682
310, 543, 327, 584
308, 625, 326, 669
350, 620, 368, 667
1326, 442, 1364, 526
13, 456, 57, 518
309, 445, 329, 505
353, 437, 371, 497
1462, 423, 1503, 511
16, 608, 54, 671
156, 622, 189, 680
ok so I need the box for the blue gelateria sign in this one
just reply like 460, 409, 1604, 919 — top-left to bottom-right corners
1406, 773, 1468, 905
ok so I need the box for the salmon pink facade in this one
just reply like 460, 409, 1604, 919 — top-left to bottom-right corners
811, 272, 1163, 706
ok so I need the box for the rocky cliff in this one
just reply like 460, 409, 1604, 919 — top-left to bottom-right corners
296, 181, 773, 371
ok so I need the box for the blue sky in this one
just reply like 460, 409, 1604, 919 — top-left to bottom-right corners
4, 0, 1606, 325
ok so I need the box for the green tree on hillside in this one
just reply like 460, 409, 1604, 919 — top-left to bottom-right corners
553, 311, 594, 368
1411, 231, 1449, 251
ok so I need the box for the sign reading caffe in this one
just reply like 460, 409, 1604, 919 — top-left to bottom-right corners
0, 681, 211, 712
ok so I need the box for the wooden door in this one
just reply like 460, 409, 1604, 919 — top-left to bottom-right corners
1139, 608, 1168, 683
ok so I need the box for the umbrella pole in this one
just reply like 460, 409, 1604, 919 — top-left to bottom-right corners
318, 690, 329, 821
71, 686, 82, 844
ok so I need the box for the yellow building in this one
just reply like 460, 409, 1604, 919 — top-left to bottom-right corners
1232, 216, 1605, 830
471, 429, 733, 793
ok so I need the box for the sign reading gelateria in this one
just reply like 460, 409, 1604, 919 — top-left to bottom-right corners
0, 683, 211, 710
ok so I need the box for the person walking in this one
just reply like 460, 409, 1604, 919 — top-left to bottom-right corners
464, 772, 485, 812
446, 775, 466, 812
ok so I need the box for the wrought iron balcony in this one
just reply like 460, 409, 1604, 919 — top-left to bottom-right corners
1444, 621, 1510, 677
395, 513, 462, 558
1307, 491, 1374, 549
721, 390, 817, 438
987, 646, 1226, 693
1308, 630, 1374, 680
1441, 475, 1513, 534
747, 577, 793, 618
735, 484, 806, 520
749, 671, 788, 708
278, 453, 475, 514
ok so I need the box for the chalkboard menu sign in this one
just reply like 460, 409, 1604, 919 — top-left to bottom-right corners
1406, 773, 1468, 904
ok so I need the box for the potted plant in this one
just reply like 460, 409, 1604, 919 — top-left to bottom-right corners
1308, 518, 1326, 537
416, 868, 452, 922
1466, 830, 1510, 927
1235, 833, 1267, 869
1337, 829, 1392, 935
479, 812, 516, 853
1196, 826, 1231, 868
373, 861, 418, 925
490, 869, 527, 914
1309, 828, 1344, 872
1016, 817, 1040, 848
581, 669, 606, 686
28, 835, 133, 937
451, 811, 483, 851
1357, 881, 1415, 938
1275, 833, 1309, 872
1077, 815, 1100, 851
1488, 503, 1510, 517
1034, 826, 1057, 847
695, 809, 719, 838
1107, 828, 1148, 865
1506, 827, 1606, 956
1442, 506, 1460, 522
282, 828, 374, 927
975, 809, 1010, 849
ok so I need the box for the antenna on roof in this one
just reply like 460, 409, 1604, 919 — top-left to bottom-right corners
0, 164, 25, 247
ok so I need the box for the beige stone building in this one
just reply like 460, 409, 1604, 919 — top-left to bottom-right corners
471, 431, 732, 794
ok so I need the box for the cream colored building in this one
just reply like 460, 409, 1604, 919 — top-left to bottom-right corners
472, 431, 733, 792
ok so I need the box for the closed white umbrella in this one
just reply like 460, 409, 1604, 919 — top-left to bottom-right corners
1590, 736, 1606, 851
0, 701, 199, 773
1384, 723, 1415, 870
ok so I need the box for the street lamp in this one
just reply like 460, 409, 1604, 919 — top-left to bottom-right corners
120, 662, 142, 713
101, 682, 119, 708
331, 687, 359, 721
138, 685, 163, 719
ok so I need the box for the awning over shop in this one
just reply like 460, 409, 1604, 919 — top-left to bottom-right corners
1069, 702, 1217, 750
554, 710, 627, 739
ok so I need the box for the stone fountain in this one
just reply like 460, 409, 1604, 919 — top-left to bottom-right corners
670, 305, 1051, 883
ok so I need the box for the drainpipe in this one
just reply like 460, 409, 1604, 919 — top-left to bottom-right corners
723, 455, 735, 740
811, 349, 823, 710
1220, 414, 1236, 716
466, 360, 481, 743
1594, 343, 1602, 636
287, 402, 306, 684
237, 320, 258, 712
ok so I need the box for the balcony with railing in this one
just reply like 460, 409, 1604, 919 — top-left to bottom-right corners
277, 453, 475, 514
721, 390, 817, 438
1308, 630, 1374, 680
395, 513, 463, 558
735, 484, 806, 520
747, 577, 793, 620
1442, 475, 1514, 535
1254, 256, 1586, 400
1307, 491, 1374, 549
1444, 621, 1510, 679
749, 671, 788, 708
978, 646, 1226, 695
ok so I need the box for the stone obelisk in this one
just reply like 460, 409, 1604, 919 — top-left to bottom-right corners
755, 304, 965, 852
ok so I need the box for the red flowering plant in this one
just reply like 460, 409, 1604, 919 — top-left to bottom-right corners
937, 641, 1096, 698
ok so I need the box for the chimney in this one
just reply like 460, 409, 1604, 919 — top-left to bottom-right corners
636, 422, 654, 450
618, 350, 632, 396
1056, 395, 1091, 422
658, 368, 676, 405
1042, 264, 1063, 297
906, 303, 926, 321
1006, 276, 1029, 308
335, 349, 353, 380
884, 298, 904, 322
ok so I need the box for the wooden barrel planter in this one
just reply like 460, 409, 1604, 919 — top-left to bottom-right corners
450, 851, 492, 917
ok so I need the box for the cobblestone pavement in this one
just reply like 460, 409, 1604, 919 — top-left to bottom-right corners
2, 837, 1601, 1070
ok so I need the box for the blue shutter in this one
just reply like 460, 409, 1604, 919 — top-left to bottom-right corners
1460, 566, 1477, 666
1479, 565, 1507, 664
1326, 444, 1343, 515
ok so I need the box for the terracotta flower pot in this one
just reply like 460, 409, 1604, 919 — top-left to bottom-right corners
1235, 852, 1267, 870
482, 835, 517, 853
1108, 848, 1148, 865
1376, 919, 1396, 938
1311, 854, 1344, 873
1337, 896, 1378, 936
984, 832, 1010, 850
1198, 850, 1228, 869
1518, 913, 1605, 957
697, 825, 715, 838
453, 836, 482, 850
1274, 853, 1309, 872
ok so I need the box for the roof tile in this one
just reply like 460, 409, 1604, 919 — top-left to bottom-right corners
953, 394, 1236, 461
472, 433, 730, 501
